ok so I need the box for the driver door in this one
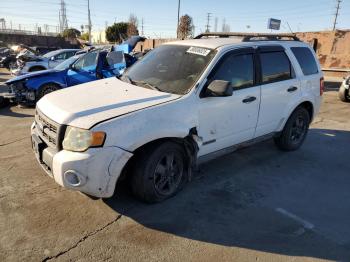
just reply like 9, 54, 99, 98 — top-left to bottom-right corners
66, 51, 99, 86
197, 48, 261, 157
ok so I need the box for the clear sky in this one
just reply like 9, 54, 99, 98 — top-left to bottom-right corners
1, 0, 350, 38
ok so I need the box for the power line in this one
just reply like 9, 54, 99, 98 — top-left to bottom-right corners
205, 12, 212, 32
332, 0, 342, 31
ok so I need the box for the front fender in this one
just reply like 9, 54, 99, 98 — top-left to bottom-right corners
92, 96, 198, 152
25, 75, 67, 91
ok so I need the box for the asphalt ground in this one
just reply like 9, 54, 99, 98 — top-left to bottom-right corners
0, 68, 350, 261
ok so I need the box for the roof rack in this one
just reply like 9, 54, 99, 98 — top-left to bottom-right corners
194, 32, 300, 41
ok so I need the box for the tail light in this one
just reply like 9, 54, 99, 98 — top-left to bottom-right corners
320, 77, 324, 96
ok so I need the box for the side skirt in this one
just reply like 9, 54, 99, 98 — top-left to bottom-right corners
197, 132, 277, 165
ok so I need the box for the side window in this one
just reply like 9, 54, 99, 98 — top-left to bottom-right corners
73, 52, 98, 71
291, 47, 318, 76
260, 51, 292, 84
54, 52, 66, 60
210, 53, 254, 90
65, 51, 75, 59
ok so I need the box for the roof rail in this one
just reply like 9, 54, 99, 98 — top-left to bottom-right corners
194, 32, 300, 41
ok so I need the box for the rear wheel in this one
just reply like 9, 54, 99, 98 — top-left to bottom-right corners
274, 107, 310, 151
38, 83, 60, 100
339, 85, 350, 102
131, 142, 186, 203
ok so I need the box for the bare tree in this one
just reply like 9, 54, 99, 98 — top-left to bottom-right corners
127, 14, 139, 36
177, 14, 194, 39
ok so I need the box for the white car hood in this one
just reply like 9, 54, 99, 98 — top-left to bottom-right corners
37, 77, 180, 129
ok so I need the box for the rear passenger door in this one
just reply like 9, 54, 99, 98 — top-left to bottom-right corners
254, 46, 301, 137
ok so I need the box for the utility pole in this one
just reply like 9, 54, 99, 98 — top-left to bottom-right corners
59, 0, 68, 34
87, 0, 92, 44
214, 17, 218, 32
177, 0, 181, 38
141, 18, 144, 36
205, 13, 212, 32
332, 0, 342, 31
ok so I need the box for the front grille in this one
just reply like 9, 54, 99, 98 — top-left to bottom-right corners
35, 109, 61, 149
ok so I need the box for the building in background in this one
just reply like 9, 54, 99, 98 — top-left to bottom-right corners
91, 30, 107, 44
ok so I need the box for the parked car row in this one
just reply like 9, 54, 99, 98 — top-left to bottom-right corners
2, 36, 146, 105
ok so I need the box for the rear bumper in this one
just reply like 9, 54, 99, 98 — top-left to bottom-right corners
31, 122, 133, 198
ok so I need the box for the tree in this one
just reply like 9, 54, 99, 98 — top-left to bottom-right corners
80, 32, 89, 41
127, 14, 139, 37
177, 15, 194, 39
105, 22, 128, 43
62, 28, 81, 39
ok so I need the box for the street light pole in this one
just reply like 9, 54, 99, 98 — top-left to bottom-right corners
87, 0, 92, 44
177, 0, 181, 38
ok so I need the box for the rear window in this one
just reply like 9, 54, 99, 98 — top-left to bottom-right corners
260, 51, 292, 84
291, 47, 318, 76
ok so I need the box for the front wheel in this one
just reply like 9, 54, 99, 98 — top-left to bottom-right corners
339, 85, 350, 102
131, 142, 186, 203
38, 84, 60, 100
274, 107, 310, 151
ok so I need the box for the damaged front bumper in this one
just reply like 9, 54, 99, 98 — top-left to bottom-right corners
4, 82, 36, 105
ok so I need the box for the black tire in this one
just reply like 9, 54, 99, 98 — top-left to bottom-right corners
0, 96, 10, 108
131, 142, 186, 203
274, 106, 310, 151
338, 85, 350, 102
38, 83, 60, 100
29, 66, 45, 72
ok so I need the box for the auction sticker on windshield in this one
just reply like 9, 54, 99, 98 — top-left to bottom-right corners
186, 46, 211, 56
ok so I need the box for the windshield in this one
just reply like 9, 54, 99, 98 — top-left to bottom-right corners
54, 55, 80, 70
43, 50, 61, 58
124, 45, 216, 95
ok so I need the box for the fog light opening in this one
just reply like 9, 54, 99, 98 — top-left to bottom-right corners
64, 170, 86, 187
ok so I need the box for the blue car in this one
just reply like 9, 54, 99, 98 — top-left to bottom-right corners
4, 48, 132, 105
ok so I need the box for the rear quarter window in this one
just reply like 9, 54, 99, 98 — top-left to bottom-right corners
291, 47, 319, 76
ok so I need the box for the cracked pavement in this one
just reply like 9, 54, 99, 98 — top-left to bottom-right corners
1, 68, 350, 261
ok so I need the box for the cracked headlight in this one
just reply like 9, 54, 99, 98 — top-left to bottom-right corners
62, 126, 106, 152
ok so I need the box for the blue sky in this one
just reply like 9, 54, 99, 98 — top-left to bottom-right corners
1, 0, 350, 38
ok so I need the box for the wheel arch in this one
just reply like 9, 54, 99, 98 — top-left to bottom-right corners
278, 100, 314, 132
118, 129, 199, 184
28, 65, 47, 72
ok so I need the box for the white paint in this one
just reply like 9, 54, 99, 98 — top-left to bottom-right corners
276, 208, 315, 230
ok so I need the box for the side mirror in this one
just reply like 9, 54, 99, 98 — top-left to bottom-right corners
206, 80, 233, 97
69, 63, 76, 71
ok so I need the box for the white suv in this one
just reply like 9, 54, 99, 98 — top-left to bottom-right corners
31, 33, 323, 203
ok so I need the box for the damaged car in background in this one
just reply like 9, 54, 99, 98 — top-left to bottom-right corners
4, 48, 128, 105
4, 36, 145, 105
11, 48, 80, 75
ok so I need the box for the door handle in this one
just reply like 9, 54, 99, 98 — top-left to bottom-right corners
242, 96, 256, 103
287, 86, 298, 92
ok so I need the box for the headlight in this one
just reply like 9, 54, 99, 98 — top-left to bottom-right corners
62, 126, 106, 152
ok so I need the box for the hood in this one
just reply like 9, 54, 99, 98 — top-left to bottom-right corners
37, 77, 180, 129
6, 69, 59, 84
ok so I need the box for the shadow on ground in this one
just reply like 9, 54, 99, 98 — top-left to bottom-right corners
0, 105, 34, 118
104, 128, 350, 261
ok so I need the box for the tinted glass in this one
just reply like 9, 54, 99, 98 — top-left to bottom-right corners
291, 47, 318, 76
125, 45, 216, 95
260, 51, 291, 84
211, 53, 254, 89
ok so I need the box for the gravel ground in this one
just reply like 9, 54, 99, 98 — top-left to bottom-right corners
0, 68, 350, 262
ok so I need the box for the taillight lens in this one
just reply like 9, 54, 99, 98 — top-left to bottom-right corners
320, 77, 324, 96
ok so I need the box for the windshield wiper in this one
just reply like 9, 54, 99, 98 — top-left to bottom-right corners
119, 74, 135, 84
133, 80, 162, 92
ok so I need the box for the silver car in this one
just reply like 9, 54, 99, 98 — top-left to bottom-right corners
12, 49, 80, 75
